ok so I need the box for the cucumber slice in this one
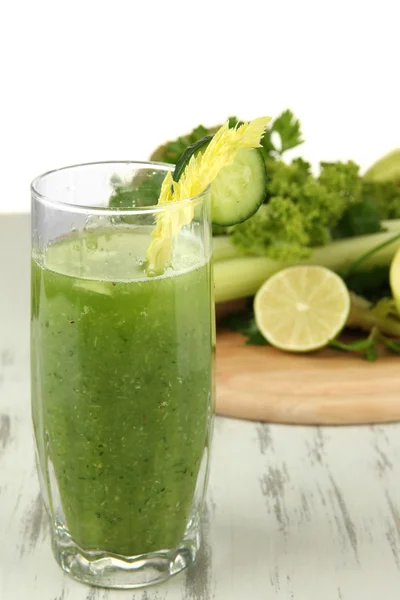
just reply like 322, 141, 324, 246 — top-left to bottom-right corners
210, 148, 267, 226
173, 136, 267, 226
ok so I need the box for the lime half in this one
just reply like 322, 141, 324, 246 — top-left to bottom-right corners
254, 266, 351, 352
390, 247, 400, 314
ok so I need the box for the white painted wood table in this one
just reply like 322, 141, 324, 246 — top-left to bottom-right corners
1, 214, 400, 599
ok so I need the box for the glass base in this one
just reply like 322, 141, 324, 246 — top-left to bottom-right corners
51, 522, 201, 589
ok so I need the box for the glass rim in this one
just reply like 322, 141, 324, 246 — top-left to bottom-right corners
30, 160, 209, 216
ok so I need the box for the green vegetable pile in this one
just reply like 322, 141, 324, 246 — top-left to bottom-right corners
121, 111, 400, 360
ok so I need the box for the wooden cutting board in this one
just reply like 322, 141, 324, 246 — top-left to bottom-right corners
216, 328, 400, 425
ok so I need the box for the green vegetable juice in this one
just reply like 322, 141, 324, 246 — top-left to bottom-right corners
31, 227, 214, 556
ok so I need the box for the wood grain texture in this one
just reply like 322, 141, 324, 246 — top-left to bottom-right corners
2, 214, 400, 599
217, 329, 400, 425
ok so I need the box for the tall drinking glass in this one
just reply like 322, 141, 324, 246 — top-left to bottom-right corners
31, 162, 215, 589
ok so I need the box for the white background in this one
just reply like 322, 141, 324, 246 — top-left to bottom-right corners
0, 0, 399, 212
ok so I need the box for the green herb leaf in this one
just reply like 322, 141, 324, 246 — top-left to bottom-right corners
260, 110, 303, 158
109, 171, 165, 209
365, 342, 379, 362
227, 116, 243, 129
329, 328, 380, 361
224, 311, 255, 334
246, 331, 269, 346
231, 158, 376, 260
329, 338, 373, 352
381, 337, 400, 354
224, 311, 269, 346
343, 265, 391, 302
362, 180, 400, 220
333, 196, 383, 239
270, 109, 304, 154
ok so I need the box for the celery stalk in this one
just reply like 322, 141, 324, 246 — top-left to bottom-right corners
347, 293, 400, 337
213, 221, 400, 303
